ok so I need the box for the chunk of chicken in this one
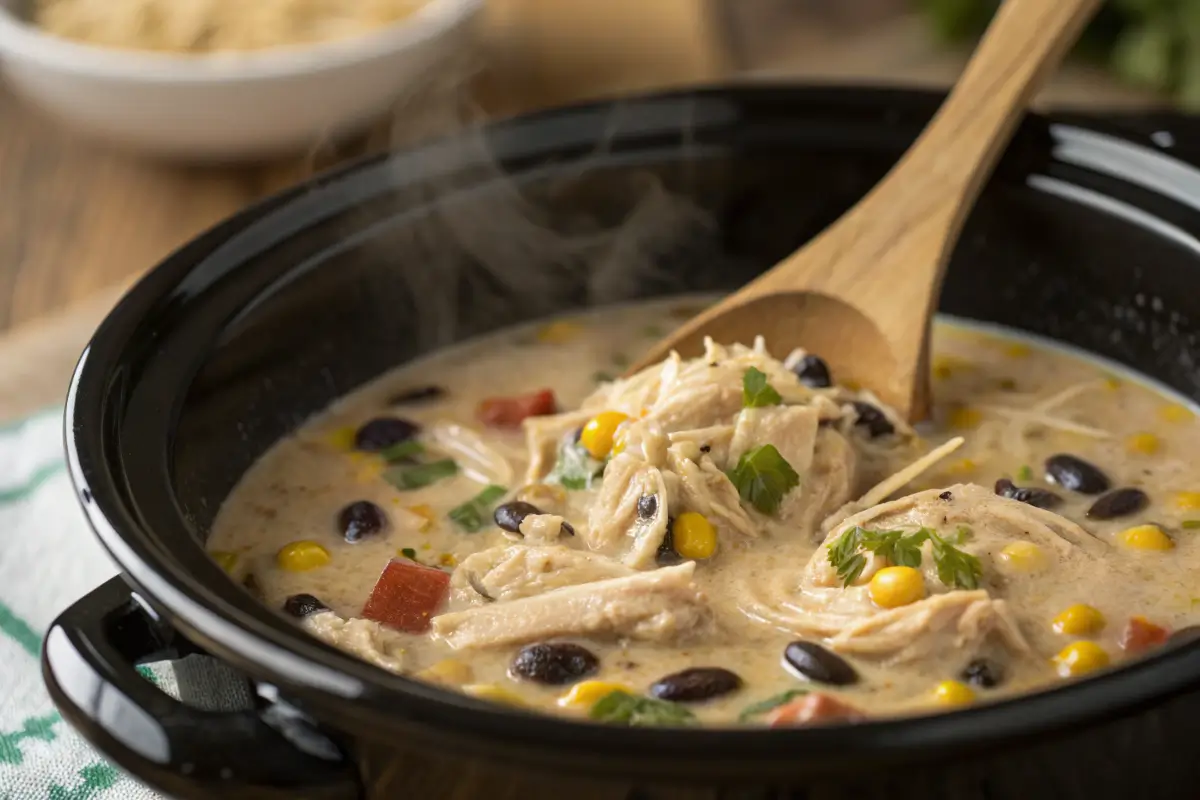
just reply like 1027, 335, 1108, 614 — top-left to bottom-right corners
302, 611, 407, 673
583, 454, 670, 566
780, 427, 858, 538
450, 544, 633, 607
666, 445, 759, 539
729, 404, 820, 475
522, 410, 592, 484
432, 562, 712, 650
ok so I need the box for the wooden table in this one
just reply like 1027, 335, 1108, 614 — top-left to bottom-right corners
0, 6, 1165, 421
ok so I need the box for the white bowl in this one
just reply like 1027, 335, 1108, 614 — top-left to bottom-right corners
0, 0, 482, 162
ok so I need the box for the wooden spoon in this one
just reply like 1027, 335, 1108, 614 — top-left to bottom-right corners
628, 0, 1100, 421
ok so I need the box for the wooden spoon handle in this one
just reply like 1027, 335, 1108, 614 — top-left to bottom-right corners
767, 0, 1101, 307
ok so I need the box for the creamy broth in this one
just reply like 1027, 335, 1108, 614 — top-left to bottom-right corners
208, 298, 1200, 726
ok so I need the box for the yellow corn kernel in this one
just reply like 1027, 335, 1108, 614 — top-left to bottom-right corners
932, 355, 970, 379
438, 553, 459, 567
1160, 403, 1194, 423
461, 684, 525, 707
996, 541, 1050, 574
943, 458, 978, 477
276, 541, 331, 572
947, 407, 983, 430
1116, 524, 1175, 551
326, 426, 357, 451
931, 680, 976, 706
1103, 376, 1122, 390
869, 566, 926, 609
557, 681, 634, 709
1003, 343, 1032, 358
535, 321, 583, 344
1125, 432, 1161, 456
416, 659, 474, 686
1175, 491, 1200, 511
354, 459, 385, 484
1052, 604, 1106, 636
209, 551, 238, 574
842, 379, 862, 391
579, 411, 631, 459
672, 512, 718, 560
1052, 641, 1110, 678
406, 504, 436, 532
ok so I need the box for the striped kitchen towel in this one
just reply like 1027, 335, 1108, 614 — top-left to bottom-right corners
0, 409, 249, 799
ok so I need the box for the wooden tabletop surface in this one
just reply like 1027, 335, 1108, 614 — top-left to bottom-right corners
0, 4, 1165, 421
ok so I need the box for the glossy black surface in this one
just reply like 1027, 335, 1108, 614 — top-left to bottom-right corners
51, 85, 1200, 798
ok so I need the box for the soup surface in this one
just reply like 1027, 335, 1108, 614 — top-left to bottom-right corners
208, 298, 1200, 727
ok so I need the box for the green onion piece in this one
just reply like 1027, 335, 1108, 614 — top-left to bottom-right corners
547, 439, 606, 491
400, 547, 417, 560
592, 371, 616, 384
448, 485, 508, 533
726, 444, 800, 515
1182, 520, 1200, 529
384, 459, 458, 490
379, 440, 424, 463
588, 690, 697, 727
738, 689, 809, 722
1016, 465, 1034, 481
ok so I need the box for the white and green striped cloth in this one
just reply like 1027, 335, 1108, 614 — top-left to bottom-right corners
0, 410, 247, 799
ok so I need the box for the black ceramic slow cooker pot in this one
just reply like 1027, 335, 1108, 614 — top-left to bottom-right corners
44, 85, 1200, 800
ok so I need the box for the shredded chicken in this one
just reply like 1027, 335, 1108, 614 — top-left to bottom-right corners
449, 544, 634, 607
302, 611, 407, 673
432, 562, 712, 650
428, 421, 518, 486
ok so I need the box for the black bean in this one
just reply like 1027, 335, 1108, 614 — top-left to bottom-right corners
960, 657, 1004, 689
1086, 487, 1149, 520
354, 417, 419, 451
637, 495, 658, 519
782, 641, 859, 686
337, 500, 388, 543
793, 354, 832, 388
242, 573, 263, 600
1044, 454, 1110, 495
1170, 625, 1200, 645
388, 385, 445, 405
994, 478, 1062, 510
494, 501, 540, 534
656, 517, 682, 566
649, 667, 742, 702
851, 402, 894, 438
284, 594, 328, 618
939, 490, 953, 501
510, 643, 599, 685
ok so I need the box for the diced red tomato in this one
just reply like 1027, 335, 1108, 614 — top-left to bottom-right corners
1119, 615, 1170, 654
361, 559, 451, 633
767, 693, 865, 728
477, 389, 557, 429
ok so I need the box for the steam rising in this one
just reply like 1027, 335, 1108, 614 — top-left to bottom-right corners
359, 47, 717, 349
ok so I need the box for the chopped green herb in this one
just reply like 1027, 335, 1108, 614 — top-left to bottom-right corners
379, 440, 424, 463
448, 485, 508, 532
828, 526, 930, 585
726, 444, 800, 515
384, 459, 458, 490
588, 690, 697, 727
1016, 465, 1034, 481
400, 547, 417, 560
929, 529, 983, 590
742, 367, 782, 408
737, 689, 809, 722
611, 352, 630, 368
950, 525, 974, 545
641, 325, 664, 338
827, 525, 980, 590
592, 370, 616, 384
547, 438, 606, 490
1182, 520, 1200, 529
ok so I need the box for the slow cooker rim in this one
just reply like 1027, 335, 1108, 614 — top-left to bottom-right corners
63, 82, 1200, 772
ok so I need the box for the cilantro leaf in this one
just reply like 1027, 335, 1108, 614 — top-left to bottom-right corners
588, 691, 697, 727
737, 689, 809, 722
726, 444, 800, 515
448, 485, 507, 532
384, 459, 458, 490
829, 526, 931, 586
547, 437, 606, 491
742, 367, 783, 408
827, 526, 868, 585
929, 530, 983, 590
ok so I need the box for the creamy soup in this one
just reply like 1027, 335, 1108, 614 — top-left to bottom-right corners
208, 298, 1200, 727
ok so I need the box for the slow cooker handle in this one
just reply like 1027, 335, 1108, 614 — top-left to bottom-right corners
42, 576, 363, 800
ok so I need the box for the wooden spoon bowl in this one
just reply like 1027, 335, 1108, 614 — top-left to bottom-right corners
628, 0, 1100, 421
